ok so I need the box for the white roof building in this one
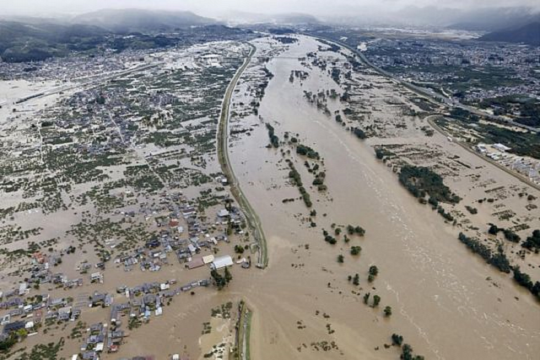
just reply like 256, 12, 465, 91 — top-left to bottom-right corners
211, 255, 233, 270
217, 209, 230, 218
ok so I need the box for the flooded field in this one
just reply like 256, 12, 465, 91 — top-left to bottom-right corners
228, 35, 540, 359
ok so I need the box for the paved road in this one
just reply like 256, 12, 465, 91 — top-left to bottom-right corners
217, 43, 268, 269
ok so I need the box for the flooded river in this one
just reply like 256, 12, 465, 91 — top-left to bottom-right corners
227, 36, 540, 360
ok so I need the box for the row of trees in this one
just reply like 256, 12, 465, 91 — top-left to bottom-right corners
286, 159, 312, 207
391, 334, 424, 360
458, 232, 511, 273
266, 124, 279, 148
512, 266, 540, 300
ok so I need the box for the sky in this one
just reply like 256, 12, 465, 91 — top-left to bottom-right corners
2, 0, 539, 17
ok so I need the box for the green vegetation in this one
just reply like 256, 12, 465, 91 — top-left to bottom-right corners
368, 265, 379, 283
14, 338, 64, 360
384, 306, 392, 317
512, 266, 540, 300
391, 334, 403, 346
522, 229, 540, 252
478, 95, 540, 128
465, 205, 478, 215
488, 224, 521, 243
346, 225, 366, 236
286, 159, 312, 207
476, 123, 540, 160
458, 233, 511, 273
352, 127, 367, 139
401, 343, 425, 360
375, 147, 395, 160
211, 267, 233, 290
350, 246, 362, 256
296, 144, 320, 159
399, 165, 460, 204
266, 124, 280, 148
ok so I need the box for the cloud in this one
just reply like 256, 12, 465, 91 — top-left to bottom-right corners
2, 0, 539, 17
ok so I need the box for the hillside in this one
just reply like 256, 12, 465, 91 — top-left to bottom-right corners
479, 22, 540, 46
222, 11, 319, 25
72, 8, 216, 32
0, 20, 109, 62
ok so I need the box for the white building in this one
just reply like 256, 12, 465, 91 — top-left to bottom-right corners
211, 255, 233, 270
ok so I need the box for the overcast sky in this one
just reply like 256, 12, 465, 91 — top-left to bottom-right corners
3, 0, 540, 17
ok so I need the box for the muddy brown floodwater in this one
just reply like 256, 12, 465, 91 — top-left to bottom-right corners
226, 36, 540, 359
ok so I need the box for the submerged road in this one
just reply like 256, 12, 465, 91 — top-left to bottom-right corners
217, 43, 268, 268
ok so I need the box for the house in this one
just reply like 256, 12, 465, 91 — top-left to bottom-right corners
210, 256, 233, 270
186, 257, 205, 270
81, 351, 99, 360
89, 323, 104, 335
2, 320, 26, 334
32, 252, 46, 264
90, 272, 104, 284
217, 209, 230, 218
90, 293, 106, 307
71, 308, 81, 321
202, 255, 215, 264
493, 143, 511, 152
18, 283, 28, 296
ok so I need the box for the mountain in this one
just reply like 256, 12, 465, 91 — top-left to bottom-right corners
72, 8, 216, 32
221, 11, 319, 26
479, 22, 540, 46
325, 6, 540, 32
447, 7, 540, 32
0, 20, 109, 62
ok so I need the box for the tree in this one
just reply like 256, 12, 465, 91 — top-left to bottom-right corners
337, 255, 344, 263
384, 306, 392, 317
234, 245, 244, 254
224, 267, 233, 284
211, 270, 227, 290
350, 246, 361, 256
488, 224, 499, 235
402, 344, 414, 360
372, 295, 381, 307
391, 333, 403, 346
353, 274, 360, 286
363, 292, 370, 304
369, 265, 379, 276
